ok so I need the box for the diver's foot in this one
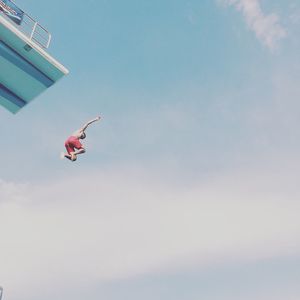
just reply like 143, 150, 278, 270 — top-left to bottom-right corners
62, 153, 73, 161
70, 153, 77, 161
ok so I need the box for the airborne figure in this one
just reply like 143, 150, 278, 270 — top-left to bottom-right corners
61, 116, 101, 161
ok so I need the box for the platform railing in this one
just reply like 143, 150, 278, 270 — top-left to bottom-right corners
0, 0, 51, 49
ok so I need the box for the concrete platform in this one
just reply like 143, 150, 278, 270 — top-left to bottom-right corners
0, 12, 68, 113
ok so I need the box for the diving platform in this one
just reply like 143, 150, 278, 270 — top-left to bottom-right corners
0, 0, 69, 113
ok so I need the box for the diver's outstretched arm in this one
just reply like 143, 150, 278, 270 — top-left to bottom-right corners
81, 116, 101, 131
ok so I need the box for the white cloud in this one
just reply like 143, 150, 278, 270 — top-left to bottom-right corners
220, 0, 287, 50
0, 180, 29, 203
0, 165, 300, 299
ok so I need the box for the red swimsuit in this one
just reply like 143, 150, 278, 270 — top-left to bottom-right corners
64, 136, 83, 154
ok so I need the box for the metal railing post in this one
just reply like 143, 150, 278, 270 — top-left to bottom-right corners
46, 32, 52, 48
30, 21, 37, 40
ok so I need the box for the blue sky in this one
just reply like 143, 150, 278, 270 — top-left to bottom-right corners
1, 0, 300, 299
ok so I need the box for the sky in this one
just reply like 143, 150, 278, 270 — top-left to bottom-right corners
0, 0, 300, 299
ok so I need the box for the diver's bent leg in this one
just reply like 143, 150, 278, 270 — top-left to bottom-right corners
74, 148, 86, 155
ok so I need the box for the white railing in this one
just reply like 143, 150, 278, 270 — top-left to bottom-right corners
19, 11, 52, 49
0, 0, 51, 49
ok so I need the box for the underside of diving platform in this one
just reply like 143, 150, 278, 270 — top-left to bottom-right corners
0, 13, 68, 113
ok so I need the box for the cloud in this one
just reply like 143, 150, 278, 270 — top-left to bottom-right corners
0, 180, 29, 203
0, 165, 300, 299
219, 0, 287, 50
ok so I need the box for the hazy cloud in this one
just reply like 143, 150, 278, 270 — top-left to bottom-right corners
1, 165, 300, 299
220, 0, 287, 50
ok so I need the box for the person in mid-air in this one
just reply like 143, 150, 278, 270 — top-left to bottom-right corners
61, 116, 101, 161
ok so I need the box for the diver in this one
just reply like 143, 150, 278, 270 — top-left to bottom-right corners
61, 116, 101, 161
